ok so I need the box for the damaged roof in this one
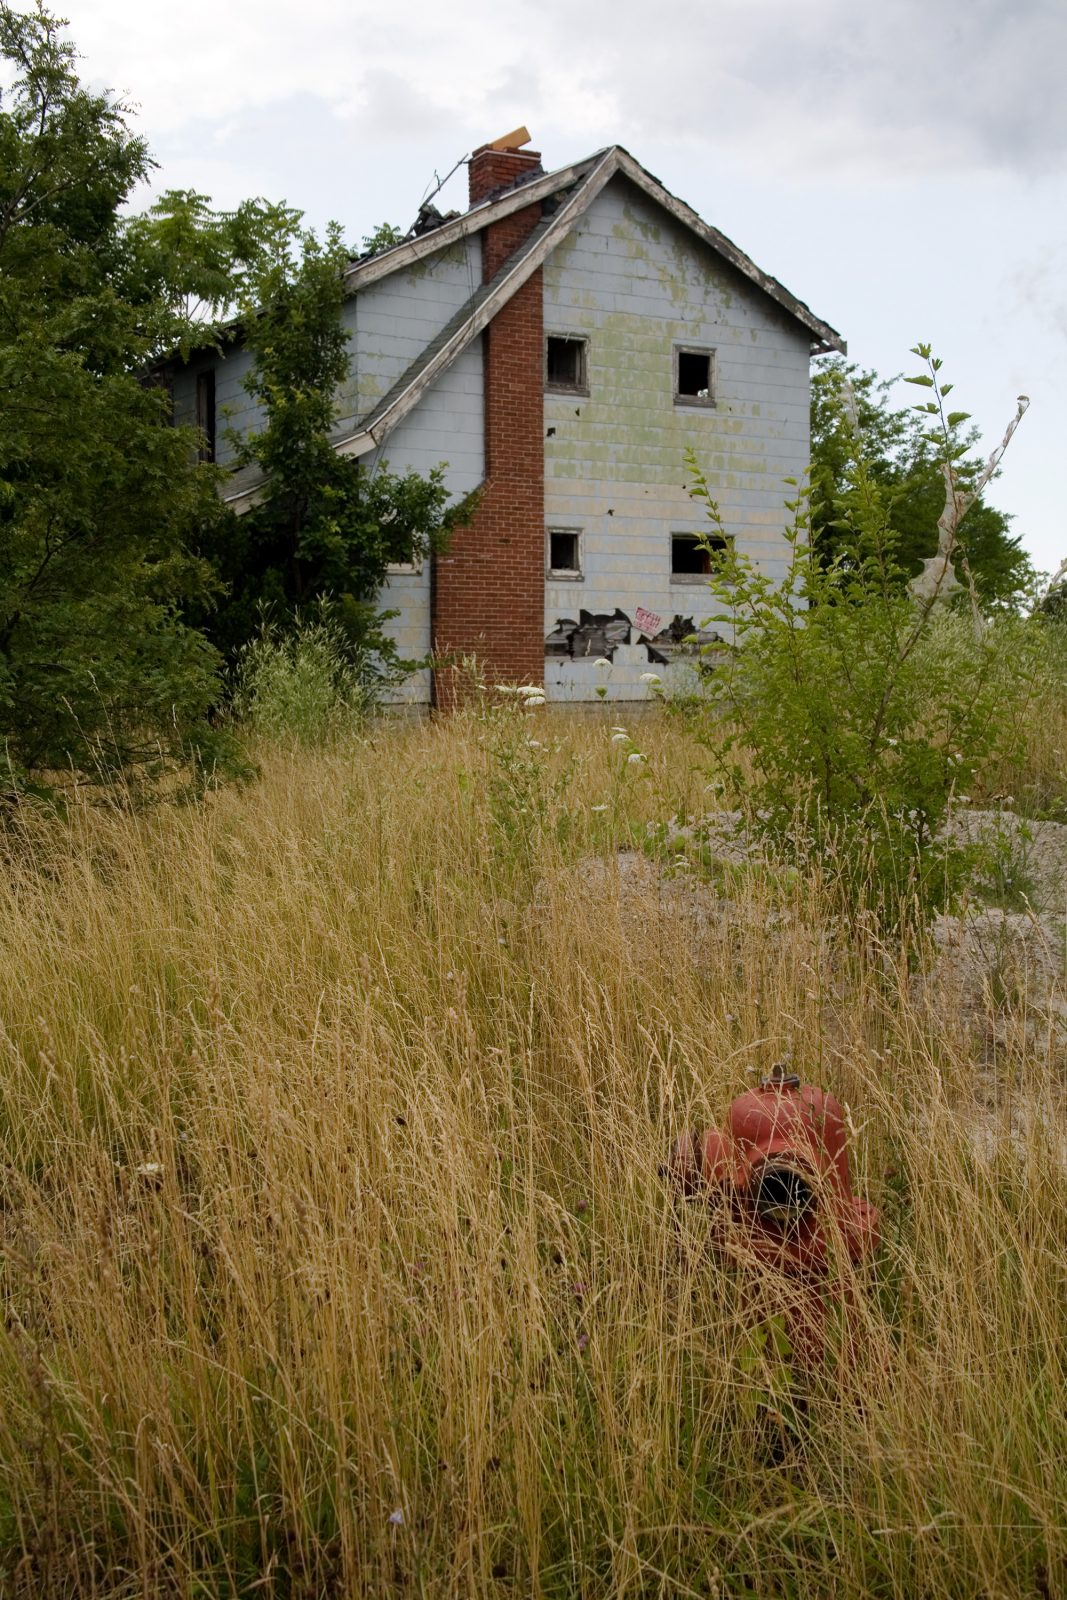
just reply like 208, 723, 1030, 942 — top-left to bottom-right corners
341, 144, 844, 355
224, 143, 844, 510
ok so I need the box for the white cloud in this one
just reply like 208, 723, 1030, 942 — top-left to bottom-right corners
9, 0, 1062, 569
64, 0, 1067, 183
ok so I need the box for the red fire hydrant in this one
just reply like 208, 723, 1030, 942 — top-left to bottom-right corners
669, 1066, 880, 1364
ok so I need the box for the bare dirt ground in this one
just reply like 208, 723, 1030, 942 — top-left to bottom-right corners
568, 807, 1067, 1167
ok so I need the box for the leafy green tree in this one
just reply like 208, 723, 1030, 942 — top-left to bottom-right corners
0, 1, 242, 794
123, 188, 302, 359
197, 224, 466, 680
810, 358, 1033, 609
0, 2, 311, 796
360, 220, 404, 255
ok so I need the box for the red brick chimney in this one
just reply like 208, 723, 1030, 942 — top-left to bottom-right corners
468, 126, 543, 207
432, 129, 546, 708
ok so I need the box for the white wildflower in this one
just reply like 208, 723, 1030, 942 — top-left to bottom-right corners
523, 694, 546, 708
627, 752, 645, 765
639, 672, 661, 685
591, 803, 609, 813
593, 658, 611, 670
610, 732, 629, 744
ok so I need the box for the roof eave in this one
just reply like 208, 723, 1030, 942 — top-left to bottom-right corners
221, 143, 846, 511
610, 149, 845, 355
344, 144, 844, 352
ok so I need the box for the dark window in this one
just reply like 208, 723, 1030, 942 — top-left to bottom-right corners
546, 336, 588, 393
548, 528, 582, 576
196, 370, 216, 462
671, 531, 730, 577
674, 346, 714, 405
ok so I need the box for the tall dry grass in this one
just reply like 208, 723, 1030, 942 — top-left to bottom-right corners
0, 707, 1064, 1598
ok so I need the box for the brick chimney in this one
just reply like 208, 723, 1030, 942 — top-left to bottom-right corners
433, 128, 546, 708
468, 126, 543, 207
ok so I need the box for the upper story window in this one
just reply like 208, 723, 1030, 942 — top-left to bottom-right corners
670, 531, 732, 580
674, 345, 715, 407
196, 370, 216, 463
545, 335, 588, 395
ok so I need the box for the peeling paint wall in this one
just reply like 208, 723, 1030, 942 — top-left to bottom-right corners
171, 184, 818, 710
542, 173, 810, 702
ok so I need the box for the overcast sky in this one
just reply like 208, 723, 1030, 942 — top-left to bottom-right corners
50, 0, 1067, 574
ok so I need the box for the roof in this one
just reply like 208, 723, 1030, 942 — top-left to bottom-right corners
224, 143, 844, 511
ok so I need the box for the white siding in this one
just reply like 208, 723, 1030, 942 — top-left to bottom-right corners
170, 345, 263, 484
338, 236, 482, 428
366, 337, 485, 706
171, 237, 486, 709
352, 237, 485, 706
542, 174, 810, 701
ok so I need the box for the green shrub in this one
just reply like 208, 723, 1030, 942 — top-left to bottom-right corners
231, 617, 370, 745
683, 350, 1037, 931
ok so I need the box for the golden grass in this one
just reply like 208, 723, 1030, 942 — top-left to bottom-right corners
0, 707, 1064, 1598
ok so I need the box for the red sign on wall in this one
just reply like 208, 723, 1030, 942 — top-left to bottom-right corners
633, 606, 662, 636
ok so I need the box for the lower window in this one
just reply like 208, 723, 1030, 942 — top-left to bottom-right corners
547, 527, 582, 578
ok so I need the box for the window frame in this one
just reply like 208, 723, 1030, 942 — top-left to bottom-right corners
546, 526, 584, 581
545, 334, 590, 397
672, 344, 716, 408
669, 529, 732, 582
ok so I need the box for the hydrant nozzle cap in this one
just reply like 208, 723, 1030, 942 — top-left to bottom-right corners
761, 1063, 801, 1091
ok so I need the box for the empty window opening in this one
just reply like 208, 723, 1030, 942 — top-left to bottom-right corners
675, 347, 714, 404
546, 336, 588, 393
548, 528, 582, 577
196, 370, 216, 462
671, 531, 730, 577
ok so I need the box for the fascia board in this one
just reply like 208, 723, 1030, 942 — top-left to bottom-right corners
611, 150, 846, 355
340, 153, 605, 295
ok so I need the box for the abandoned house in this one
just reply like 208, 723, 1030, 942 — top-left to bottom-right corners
169, 131, 844, 705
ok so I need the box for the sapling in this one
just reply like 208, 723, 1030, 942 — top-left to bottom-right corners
683, 350, 1032, 932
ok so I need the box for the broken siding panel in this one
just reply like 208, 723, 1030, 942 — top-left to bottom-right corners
542, 174, 809, 699
377, 561, 432, 707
